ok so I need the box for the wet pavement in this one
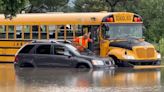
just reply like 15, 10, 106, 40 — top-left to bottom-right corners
1, 64, 164, 92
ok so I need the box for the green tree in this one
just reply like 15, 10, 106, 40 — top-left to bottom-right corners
113, 0, 139, 12
0, 0, 27, 18
45, 0, 69, 12
27, 0, 69, 12
74, 0, 164, 43
74, 0, 134, 12
74, 0, 108, 12
104, 0, 129, 12
123, 0, 164, 43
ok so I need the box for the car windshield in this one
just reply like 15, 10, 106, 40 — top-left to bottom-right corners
103, 23, 143, 39
65, 44, 81, 56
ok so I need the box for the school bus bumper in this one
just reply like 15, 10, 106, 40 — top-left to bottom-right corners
118, 59, 161, 66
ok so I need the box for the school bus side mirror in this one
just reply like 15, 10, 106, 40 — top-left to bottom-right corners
142, 26, 146, 32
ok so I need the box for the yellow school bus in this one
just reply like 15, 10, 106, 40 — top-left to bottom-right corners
0, 12, 161, 66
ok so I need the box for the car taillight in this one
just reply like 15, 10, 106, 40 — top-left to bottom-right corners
14, 55, 19, 62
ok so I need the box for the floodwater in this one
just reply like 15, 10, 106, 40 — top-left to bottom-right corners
0, 64, 164, 92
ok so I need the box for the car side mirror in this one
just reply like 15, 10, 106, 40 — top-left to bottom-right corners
142, 26, 146, 32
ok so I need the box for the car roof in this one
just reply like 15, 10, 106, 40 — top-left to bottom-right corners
32, 39, 72, 43
26, 40, 71, 46
27, 42, 65, 46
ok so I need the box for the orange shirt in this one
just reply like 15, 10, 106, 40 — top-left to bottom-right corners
73, 36, 92, 48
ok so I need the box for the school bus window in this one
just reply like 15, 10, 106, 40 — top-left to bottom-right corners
24, 25, 30, 39
101, 24, 108, 38
57, 25, 73, 39
16, 25, 23, 39
82, 26, 87, 33
92, 26, 99, 42
40, 25, 47, 39
56, 25, 64, 39
32, 25, 39, 39
0, 25, 6, 39
8, 25, 14, 39
48, 25, 56, 39
64, 24, 74, 39
78, 25, 83, 36
59, 25, 64, 39
73, 25, 82, 37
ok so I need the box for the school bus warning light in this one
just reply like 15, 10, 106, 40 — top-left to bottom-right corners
106, 17, 114, 22
134, 17, 142, 22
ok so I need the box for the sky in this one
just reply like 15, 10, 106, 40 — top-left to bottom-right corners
68, 0, 75, 7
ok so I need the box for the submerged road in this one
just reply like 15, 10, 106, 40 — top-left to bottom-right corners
1, 64, 164, 92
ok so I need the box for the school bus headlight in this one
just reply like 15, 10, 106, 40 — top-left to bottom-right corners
123, 55, 135, 60
157, 53, 161, 59
92, 60, 104, 65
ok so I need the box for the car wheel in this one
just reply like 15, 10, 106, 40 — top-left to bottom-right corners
20, 63, 34, 68
109, 56, 120, 67
77, 64, 90, 69
108, 57, 115, 66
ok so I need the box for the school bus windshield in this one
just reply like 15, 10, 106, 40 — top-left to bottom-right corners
103, 23, 143, 39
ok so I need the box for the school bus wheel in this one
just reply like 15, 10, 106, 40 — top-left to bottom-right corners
109, 55, 120, 67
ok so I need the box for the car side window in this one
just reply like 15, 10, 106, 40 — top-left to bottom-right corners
54, 45, 70, 56
36, 45, 51, 54
19, 45, 35, 54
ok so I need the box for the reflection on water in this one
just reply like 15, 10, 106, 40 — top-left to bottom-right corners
0, 64, 163, 92
0, 64, 16, 92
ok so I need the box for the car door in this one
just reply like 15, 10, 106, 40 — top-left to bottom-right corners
18, 44, 36, 65
34, 44, 53, 67
50, 45, 75, 67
